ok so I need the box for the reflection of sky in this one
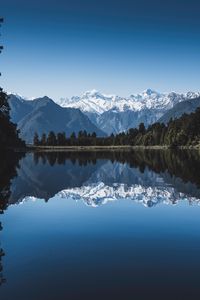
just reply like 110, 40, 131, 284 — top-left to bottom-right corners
1, 197, 200, 299
2, 148, 200, 297
1, 0, 200, 99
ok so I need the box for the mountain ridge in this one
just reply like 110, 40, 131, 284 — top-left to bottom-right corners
8, 89, 200, 136
8, 95, 106, 143
158, 96, 200, 124
56, 89, 200, 114
56, 89, 200, 134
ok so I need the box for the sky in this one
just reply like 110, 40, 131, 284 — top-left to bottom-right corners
0, 0, 200, 100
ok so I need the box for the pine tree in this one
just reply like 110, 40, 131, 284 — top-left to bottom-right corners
70, 132, 76, 146
57, 132, 66, 146
33, 133, 40, 146
139, 123, 146, 135
47, 131, 57, 146
41, 133, 47, 146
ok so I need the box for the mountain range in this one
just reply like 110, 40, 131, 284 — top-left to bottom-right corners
8, 94, 105, 143
57, 89, 200, 134
8, 89, 200, 143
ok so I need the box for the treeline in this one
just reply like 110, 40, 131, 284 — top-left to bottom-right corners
129, 108, 200, 147
33, 131, 98, 146
33, 106, 200, 147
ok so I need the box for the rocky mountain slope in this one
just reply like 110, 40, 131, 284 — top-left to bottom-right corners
8, 94, 106, 143
158, 96, 200, 124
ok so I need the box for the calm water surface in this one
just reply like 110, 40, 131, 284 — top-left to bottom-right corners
1, 150, 200, 299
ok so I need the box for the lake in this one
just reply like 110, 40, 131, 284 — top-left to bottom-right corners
1, 150, 200, 299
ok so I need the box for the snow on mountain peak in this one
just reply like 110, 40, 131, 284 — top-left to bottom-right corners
56, 182, 198, 208
142, 88, 159, 96
56, 89, 200, 115
82, 89, 108, 98
9, 93, 36, 102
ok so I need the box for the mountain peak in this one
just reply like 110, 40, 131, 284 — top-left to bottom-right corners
82, 89, 99, 97
35, 95, 52, 101
81, 89, 114, 100
33, 96, 55, 104
142, 88, 159, 96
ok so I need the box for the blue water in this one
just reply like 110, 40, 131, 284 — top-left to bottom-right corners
1, 151, 200, 299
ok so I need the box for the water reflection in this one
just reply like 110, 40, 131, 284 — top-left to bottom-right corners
0, 222, 5, 286
1, 150, 200, 299
1, 149, 200, 208
0, 150, 25, 287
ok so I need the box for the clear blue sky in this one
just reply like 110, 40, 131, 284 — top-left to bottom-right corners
0, 0, 200, 100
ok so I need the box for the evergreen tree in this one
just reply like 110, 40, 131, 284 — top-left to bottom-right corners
70, 132, 76, 146
33, 133, 40, 146
139, 123, 146, 134
91, 132, 96, 138
41, 133, 47, 146
57, 132, 66, 146
47, 131, 57, 146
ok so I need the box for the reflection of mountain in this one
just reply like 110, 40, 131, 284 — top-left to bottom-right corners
5, 150, 200, 208
57, 183, 198, 207
9, 153, 105, 203
85, 161, 164, 187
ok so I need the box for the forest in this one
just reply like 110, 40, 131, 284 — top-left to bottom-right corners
34, 107, 200, 147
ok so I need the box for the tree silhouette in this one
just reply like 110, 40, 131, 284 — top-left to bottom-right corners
0, 18, 25, 148
47, 131, 57, 146
33, 132, 40, 146
0, 222, 5, 286
41, 133, 47, 146
57, 132, 66, 146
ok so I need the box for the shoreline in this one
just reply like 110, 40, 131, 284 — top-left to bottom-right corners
14, 145, 200, 152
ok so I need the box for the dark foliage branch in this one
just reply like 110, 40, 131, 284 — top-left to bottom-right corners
0, 18, 25, 149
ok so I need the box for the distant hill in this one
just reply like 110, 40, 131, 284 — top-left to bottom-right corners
158, 97, 200, 124
8, 95, 106, 143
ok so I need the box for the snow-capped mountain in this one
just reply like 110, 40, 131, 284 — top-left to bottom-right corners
8, 89, 200, 136
18, 182, 200, 208
56, 89, 200, 134
57, 182, 199, 208
57, 89, 200, 114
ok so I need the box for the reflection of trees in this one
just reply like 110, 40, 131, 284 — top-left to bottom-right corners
0, 150, 24, 286
34, 151, 100, 167
0, 150, 25, 213
34, 150, 200, 187
128, 150, 200, 188
0, 222, 5, 286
